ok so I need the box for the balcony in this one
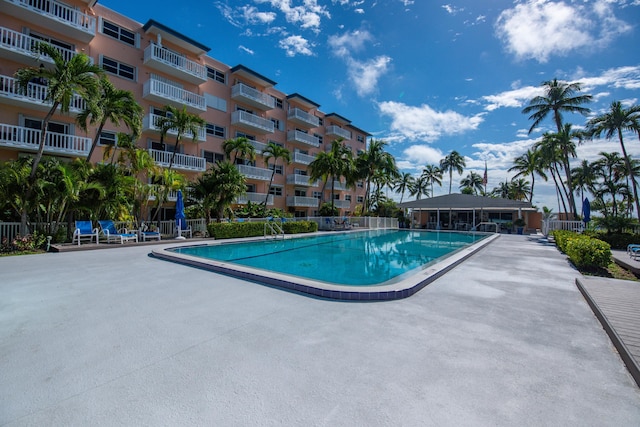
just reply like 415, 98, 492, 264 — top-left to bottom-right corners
2, 0, 96, 42
231, 83, 275, 110
286, 130, 319, 147
143, 78, 206, 113
0, 123, 90, 156
143, 44, 207, 85
333, 199, 351, 209
287, 174, 315, 186
0, 27, 80, 66
236, 164, 272, 181
148, 148, 206, 172
231, 110, 274, 134
142, 113, 206, 142
248, 140, 267, 154
0, 74, 86, 114
236, 192, 274, 205
326, 125, 351, 140
288, 107, 319, 128
147, 186, 179, 202
329, 181, 348, 191
293, 151, 316, 165
286, 196, 319, 208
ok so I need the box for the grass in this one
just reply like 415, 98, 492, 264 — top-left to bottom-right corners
579, 262, 640, 281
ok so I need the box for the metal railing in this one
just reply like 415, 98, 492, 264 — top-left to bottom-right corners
542, 220, 584, 236
236, 164, 272, 180
0, 74, 86, 112
286, 130, 320, 147
293, 151, 315, 165
148, 148, 206, 171
143, 78, 206, 111
286, 196, 319, 207
264, 221, 284, 239
0, 123, 90, 155
286, 174, 314, 186
326, 125, 351, 139
236, 192, 273, 205
6, 0, 96, 35
142, 113, 206, 142
231, 83, 275, 109
231, 110, 274, 133
144, 43, 207, 81
287, 107, 320, 127
0, 26, 79, 63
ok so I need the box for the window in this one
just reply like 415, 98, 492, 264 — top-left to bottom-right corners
99, 131, 117, 146
345, 195, 352, 202
357, 196, 364, 203
313, 191, 322, 199
294, 168, 307, 176
357, 181, 364, 188
101, 56, 135, 80
275, 97, 283, 109
269, 186, 283, 196
206, 123, 225, 138
29, 32, 73, 52
246, 183, 256, 193
268, 140, 284, 147
207, 67, 225, 84
203, 151, 224, 164
333, 194, 340, 200
204, 93, 227, 112
357, 135, 365, 143
24, 118, 69, 134
271, 118, 282, 131
101, 20, 136, 46
268, 164, 283, 175
235, 131, 255, 140
314, 133, 323, 145
318, 117, 323, 126
295, 189, 307, 197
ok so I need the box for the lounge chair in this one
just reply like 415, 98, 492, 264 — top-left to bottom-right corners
98, 220, 138, 244
174, 219, 192, 238
72, 220, 99, 245
140, 221, 161, 242
628, 244, 640, 259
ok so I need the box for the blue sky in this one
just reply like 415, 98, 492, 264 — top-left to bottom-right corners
101, 0, 640, 210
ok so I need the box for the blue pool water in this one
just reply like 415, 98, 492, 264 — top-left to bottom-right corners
169, 229, 489, 286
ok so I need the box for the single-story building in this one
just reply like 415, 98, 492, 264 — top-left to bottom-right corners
397, 193, 540, 232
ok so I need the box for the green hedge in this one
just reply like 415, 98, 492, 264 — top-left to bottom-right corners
551, 230, 611, 269
583, 231, 640, 250
208, 220, 318, 239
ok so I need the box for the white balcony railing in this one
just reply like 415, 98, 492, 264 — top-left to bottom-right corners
231, 110, 274, 134
286, 130, 320, 147
333, 199, 351, 209
293, 151, 316, 165
249, 140, 267, 153
148, 148, 206, 172
287, 174, 314, 186
288, 107, 319, 127
0, 123, 90, 156
236, 164, 272, 181
231, 83, 275, 110
3, 0, 96, 40
147, 186, 179, 202
0, 27, 80, 64
286, 196, 319, 207
142, 113, 206, 142
326, 125, 351, 140
236, 192, 274, 205
143, 78, 206, 112
0, 74, 86, 113
144, 44, 207, 84
329, 181, 348, 191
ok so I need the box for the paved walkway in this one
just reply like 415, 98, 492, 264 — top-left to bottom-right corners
2, 234, 640, 426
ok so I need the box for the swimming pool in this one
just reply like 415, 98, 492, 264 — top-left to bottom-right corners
152, 229, 498, 300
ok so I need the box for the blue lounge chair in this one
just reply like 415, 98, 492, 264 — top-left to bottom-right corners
72, 220, 99, 245
140, 221, 161, 242
98, 220, 138, 244
627, 244, 640, 259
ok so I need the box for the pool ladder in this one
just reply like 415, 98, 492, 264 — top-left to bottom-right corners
264, 220, 285, 239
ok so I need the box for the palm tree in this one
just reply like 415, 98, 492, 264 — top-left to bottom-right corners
157, 105, 206, 171
409, 175, 430, 200
77, 76, 142, 162
196, 160, 246, 221
421, 164, 443, 197
356, 139, 398, 212
440, 151, 466, 194
309, 139, 353, 214
571, 159, 597, 204
522, 78, 592, 134
508, 178, 531, 201
509, 149, 547, 203
393, 172, 415, 203
14, 42, 103, 234
459, 172, 484, 195
491, 181, 511, 199
222, 136, 256, 163
262, 142, 291, 206
585, 101, 640, 219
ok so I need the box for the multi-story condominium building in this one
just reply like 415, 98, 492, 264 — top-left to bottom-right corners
0, 0, 369, 219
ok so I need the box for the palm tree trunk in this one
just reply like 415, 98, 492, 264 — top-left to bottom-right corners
30, 103, 59, 180
87, 120, 106, 162
266, 167, 275, 206
168, 136, 181, 170
449, 170, 453, 194
529, 174, 535, 203
618, 129, 640, 220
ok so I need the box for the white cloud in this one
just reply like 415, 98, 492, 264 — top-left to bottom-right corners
442, 4, 464, 15
347, 56, 392, 97
279, 35, 314, 56
378, 101, 485, 143
495, 0, 632, 63
401, 145, 446, 170
238, 45, 255, 55
482, 85, 543, 111
241, 5, 277, 24
254, 0, 331, 33
328, 30, 373, 57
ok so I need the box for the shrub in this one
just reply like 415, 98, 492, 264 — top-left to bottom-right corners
583, 232, 639, 250
0, 232, 47, 254
282, 220, 318, 234
208, 220, 318, 239
565, 237, 611, 269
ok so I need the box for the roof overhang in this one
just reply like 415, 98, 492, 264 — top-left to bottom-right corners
286, 93, 320, 109
325, 112, 351, 125
397, 193, 537, 211
230, 65, 277, 88
142, 20, 210, 56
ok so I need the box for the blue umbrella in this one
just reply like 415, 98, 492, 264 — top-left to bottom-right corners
582, 197, 591, 224
175, 190, 186, 234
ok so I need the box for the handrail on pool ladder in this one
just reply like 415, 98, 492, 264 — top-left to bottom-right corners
264, 220, 285, 239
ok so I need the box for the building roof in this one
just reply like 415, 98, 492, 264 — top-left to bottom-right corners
230, 65, 277, 88
397, 193, 536, 211
286, 93, 320, 109
142, 20, 210, 56
325, 112, 351, 125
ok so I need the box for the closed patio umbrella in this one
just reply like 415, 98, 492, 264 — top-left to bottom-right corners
582, 198, 591, 224
175, 189, 186, 239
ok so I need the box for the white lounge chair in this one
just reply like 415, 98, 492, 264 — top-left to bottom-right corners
139, 222, 161, 242
72, 220, 99, 245
98, 220, 138, 244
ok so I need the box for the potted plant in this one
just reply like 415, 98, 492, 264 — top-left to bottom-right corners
504, 222, 513, 234
514, 218, 526, 235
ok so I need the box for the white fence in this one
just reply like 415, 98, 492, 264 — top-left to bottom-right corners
0, 222, 22, 242
541, 220, 585, 236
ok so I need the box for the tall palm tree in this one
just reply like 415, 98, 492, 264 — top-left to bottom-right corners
262, 142, 291, 206
440, 151, 466, 194
77, 76, 142, 162
421, 164, 443, 197
309, 139, 353, 214
522, 78, 592, 134
571, 159, 597, 204
356, 139, 398, 212
157, 105, 206, 171
509, 149, 547, 203
585, 101, 640, 219
409, 175, 429, 200
222, 136, 256, 163
191, 161, 246, 222
393, 172, 415, 203
14, 42, 103, 234
491, 181, 511, 199
459, 172, 484, 195
508, 178, 531, 201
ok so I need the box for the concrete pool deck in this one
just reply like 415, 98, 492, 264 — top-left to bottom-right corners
2, 234, 640, 425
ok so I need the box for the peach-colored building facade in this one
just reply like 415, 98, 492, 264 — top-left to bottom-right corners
0, 0, 368, 219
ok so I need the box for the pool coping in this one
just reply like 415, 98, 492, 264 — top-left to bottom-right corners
151, 231, 500, 301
